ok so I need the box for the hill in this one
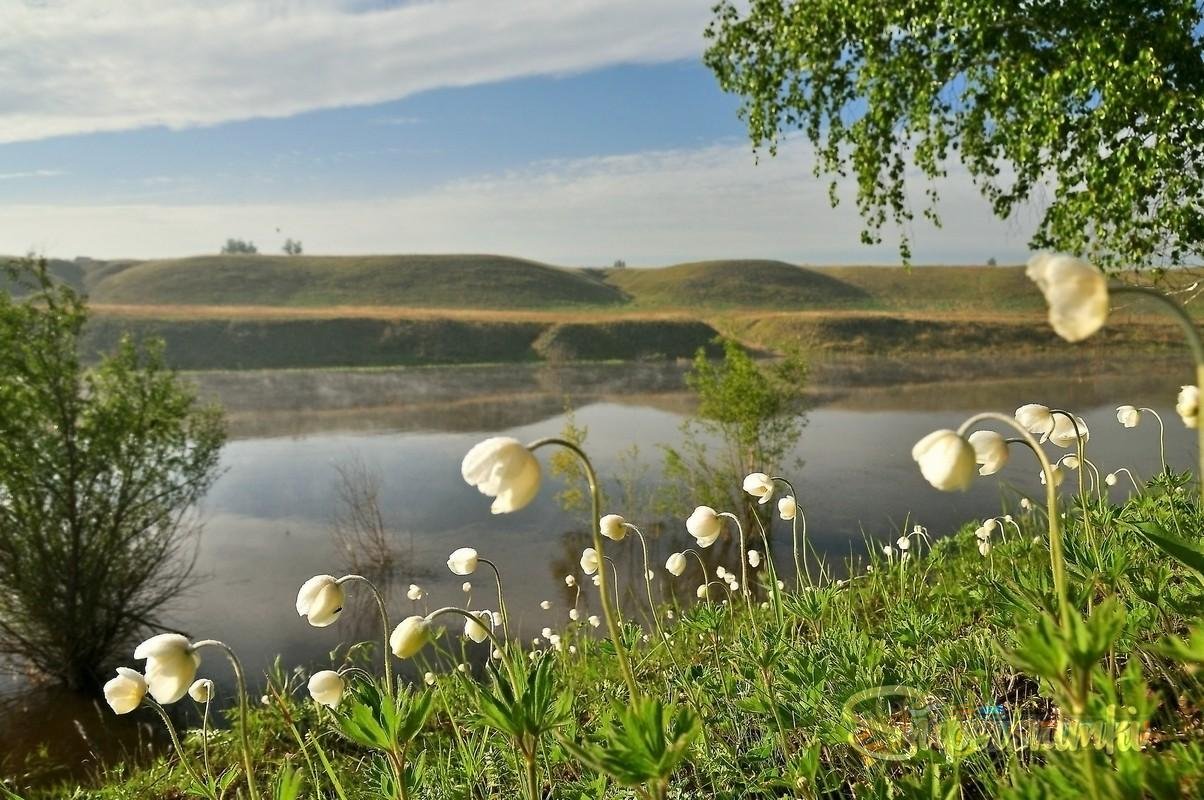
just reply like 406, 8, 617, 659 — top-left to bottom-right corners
87, 254, 627, 309
606, 259, 870, 308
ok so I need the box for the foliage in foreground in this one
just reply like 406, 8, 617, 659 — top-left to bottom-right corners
14, 471, 1204, 798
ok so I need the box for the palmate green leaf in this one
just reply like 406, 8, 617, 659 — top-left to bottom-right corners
474, 649, 571, 742
271, 764, 305, 800
1130, 521, 1204, 586
1156, 624, 1204, 664
334, 679, 433, 753
560, 698, 700, 788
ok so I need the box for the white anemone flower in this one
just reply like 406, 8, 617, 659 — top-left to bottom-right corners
715, 566, 729, 580
464, 611, 493, 644
564, 575, 576, 587
742, 473, 774, 505
1116, 405, 1141, 428
1026, 252, 1109, 342
103, 668, 147, 715
406, 584, 425, 601
599, 514, 627, 541
1060, 455, 1080, 470
968, 430, 1009, 476
896, 536, 910, 551
569, 608, 580, 621
296, 575, 345, 628
696, 584, 708, 599
984, 518, 998, 533
1049, 415, 1090, 448
1105, 472, 1118, 487
389, 616, 431, 659
587, 615, 601, 628
188, 678, 214, 703
777, 495, 796, 521
911, 429, 976, 491
134, 634, 201, 704
1039, 466, 1066, 487
747, 550, 761, 567
1015, 404, 1055, 442
978, 539, 992, 557
540, 600, 551, 610
423, 671, 436, 686
882, 544, 894, 558
446, 547, 479, 576
461, 437, 541, 514
974, 526, 990, 541
1178, 386, 1199, 429
307, 670, 345, 708
665, 552, 687, 577
686, 506, 723, 547
591, 574, 602, 587
579, 548, 600, 575
461, 582, 472, 593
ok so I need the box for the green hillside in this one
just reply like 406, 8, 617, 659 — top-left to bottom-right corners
815, 264, 1041, 312
88, 254, 627, 309
605, 259, 871, 308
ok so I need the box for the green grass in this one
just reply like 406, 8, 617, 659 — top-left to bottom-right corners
603, 260, 874, 309
13, 470, 1204, 799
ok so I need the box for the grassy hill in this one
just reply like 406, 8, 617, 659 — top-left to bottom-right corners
87, 254, 627, 309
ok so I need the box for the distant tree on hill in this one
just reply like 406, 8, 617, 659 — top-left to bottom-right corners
282, 238, 303, 256
221, 238, 258, 255
612, 259, 627, 268
987, 257, 998, 267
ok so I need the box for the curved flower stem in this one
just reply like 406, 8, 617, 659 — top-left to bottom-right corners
683, 548, 710, 591
961, 414, 1070, 628
717, 512, 750, 610
1136, 407, 1169, 473
199, 697, 213, 786
526, 437, 638, 699
146, 699, 214, 799
478, 558, 511, 642
336, 575, 393, 695
625, 524, 664, 639
1113, 467, 1142, 492
192, 640, 260, 800
772, 477, 811, 588
750, 512, 785, 625
1050, 409, 1093, 540
423, 606, 516, 685
1111, 285, 1204, 504
602, 556, 624, 627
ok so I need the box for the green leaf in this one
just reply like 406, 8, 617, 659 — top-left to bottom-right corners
1130, 521, 1204, 585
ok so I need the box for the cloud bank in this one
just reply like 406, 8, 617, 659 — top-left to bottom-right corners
1, 0, 712, 143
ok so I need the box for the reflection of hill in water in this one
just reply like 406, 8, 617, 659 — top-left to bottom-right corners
190, 354, 1190, 439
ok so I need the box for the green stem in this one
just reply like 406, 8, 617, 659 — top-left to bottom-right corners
146, 699, 214, 799
772, 477, 810, 587
1138, 407, 1168, 473
479, 557, 511, 642
192, 640, 260, 800
528, 437, 639, 698
337, 575, 393, 696
627, 524, 665, 640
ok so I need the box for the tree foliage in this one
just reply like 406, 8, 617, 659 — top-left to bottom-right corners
705, 0, 1204, 267
221, 238, 258, 254
0, 259, 225, 688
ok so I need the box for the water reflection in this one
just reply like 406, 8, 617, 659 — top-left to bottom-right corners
1, 353, 1195, 781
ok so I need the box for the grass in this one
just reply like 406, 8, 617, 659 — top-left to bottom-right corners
12, 466, 1204, 799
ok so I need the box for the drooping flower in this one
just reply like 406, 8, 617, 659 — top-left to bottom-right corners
461, 581, 472, 593
540, 600, 551, 610
569, 608, 580, 621
461, 437, 541, 514
464, 610, 492, 644
778, 495, 796, 521
686, 506, 723, 547
423, 671, 436, 686
541, 626, 553, 640
1026, 252, 1109, 342
896, 536, 910, 551
564, 574, 576, 587
389, 616, 431, 659
1105, 472, 1118, 487
296, 575, 345, 628
911, 430, 976, 491
599, 514, 627, 541
882, 544, 894, 558
579, 548, 600, 575
974, 526, 990, 541
1039, 466, 1066, 487
307, 670, 345, 708
134, 634, 201, 705
1116, 405, 1141, 428
587, 615, 601, 628
1015, 404, 1055, 442
695, 584, 707, 599
1060, 454, 1080, 470
747, 550, 761, 567
447, 547, 479, 576
665, 552, 687, 577
188, 678, 214, 703
406, 584, 425, 601
1048, 415, 1089, 448
715, 566, 728, 580
978, 539, 992, 557
103, 668, 147, 715
742, 473, 774, 505
1178, 386, 1199, 429
968, 430, 1009, 476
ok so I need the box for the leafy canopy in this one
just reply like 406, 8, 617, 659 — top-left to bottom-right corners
705, 0, 1204, 267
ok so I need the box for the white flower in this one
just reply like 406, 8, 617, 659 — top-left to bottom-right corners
457, 663, 468, 673
493, 649, 503, 659
389, 616, 431, 659
188, 678, 214, 703
540, 600, 551, 610
461, 437, 541, 514
134, 634, 201, 704
748, 550, 761, 567
1049, 415, 1089, 448
569, 645, 577, 654
564, 575, 576, 587
882, 544, 894, 558
1039, 466, 1065, 487
974, 526, 991, 541
580, 548, 600, 575
968, 430, 1009, 476
1060, 455, 1080, 470
978, 539, 992, 557
541, 626, 553, 640
1105, 472, 1118, 487
715, 566, 728, 580
569, 608, 580, 621
592, 574, 602, 587
587, 615, 601, 628
447, 547, 479, 576
424, 671, 436, 686
984, 518, 998, 533
686, 506, 723, 547
1178, 385, 1199, 429
491, 611, 503, 627
406, 584, 425, 601
307, 670, 345, 708
1015, 404, 1055, 442
461, 582, 472, 593
103, 668, 147, 715
1020, 497, 1033, 511
696, 584, 708, 598
728, 580, 740, 591
912, 429, 976, 491
665, 552, 687, 577
778, 495, 796, 521
1116, 405, 1141, 428
896, 536, 910, 551
599, 514, 627, 541
296, 575, 345, 628
464, 611, 492, 644
1026, 252, 1109, 342
742, 473, 774, 505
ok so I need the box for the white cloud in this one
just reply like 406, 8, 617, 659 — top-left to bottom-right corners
0, 0, 712, 143
0, 169, 65, 180
0, 138, 1035, 264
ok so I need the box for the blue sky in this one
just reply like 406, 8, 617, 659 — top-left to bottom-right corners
0, 0, 1033, 264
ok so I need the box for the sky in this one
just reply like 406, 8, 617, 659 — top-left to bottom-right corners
0, 0, 1037, 265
